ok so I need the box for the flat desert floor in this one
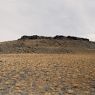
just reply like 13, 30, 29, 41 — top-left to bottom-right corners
0, 54, 95, 95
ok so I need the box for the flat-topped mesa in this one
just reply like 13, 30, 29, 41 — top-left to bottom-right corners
19, 35, 89, 41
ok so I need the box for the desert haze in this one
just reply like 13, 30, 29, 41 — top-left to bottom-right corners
0, 35, 95, 95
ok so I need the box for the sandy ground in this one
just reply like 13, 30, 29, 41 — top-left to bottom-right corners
0, 54, 95, 95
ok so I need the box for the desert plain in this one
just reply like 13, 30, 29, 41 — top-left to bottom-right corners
0, 53, 95, 95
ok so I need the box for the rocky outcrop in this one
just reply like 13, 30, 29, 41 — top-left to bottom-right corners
20, 35, 39, 40
67, 36, 89, 41
19, 35, 89, 41
19, 35, 52, 40
53, 35, 65, 39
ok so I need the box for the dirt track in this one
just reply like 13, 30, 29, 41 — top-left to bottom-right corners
0, 54, 95, 95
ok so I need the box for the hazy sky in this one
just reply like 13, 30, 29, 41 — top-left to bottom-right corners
0, 0, 95, 41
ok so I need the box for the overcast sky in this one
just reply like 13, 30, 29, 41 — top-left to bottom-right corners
0, 0, 95, 41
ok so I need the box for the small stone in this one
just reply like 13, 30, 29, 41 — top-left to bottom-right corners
67, 89, 74, 94
73, 84, 79, 88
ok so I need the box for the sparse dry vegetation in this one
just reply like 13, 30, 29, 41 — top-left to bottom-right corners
0, 53, 95, 95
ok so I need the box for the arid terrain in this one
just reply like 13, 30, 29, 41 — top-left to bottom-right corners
0, 53, 95, 95
0, 35, 95, 54
0, 36, 95, 95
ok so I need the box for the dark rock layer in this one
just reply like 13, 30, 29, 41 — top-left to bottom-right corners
19, 35, 89, 41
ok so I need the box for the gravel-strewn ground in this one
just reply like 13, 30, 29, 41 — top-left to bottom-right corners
0, 54, 95, 95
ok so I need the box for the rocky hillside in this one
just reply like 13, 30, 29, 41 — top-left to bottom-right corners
0, 35, 95, 53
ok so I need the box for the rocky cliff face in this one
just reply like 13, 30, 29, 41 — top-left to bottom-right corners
19, 35, 89, 41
